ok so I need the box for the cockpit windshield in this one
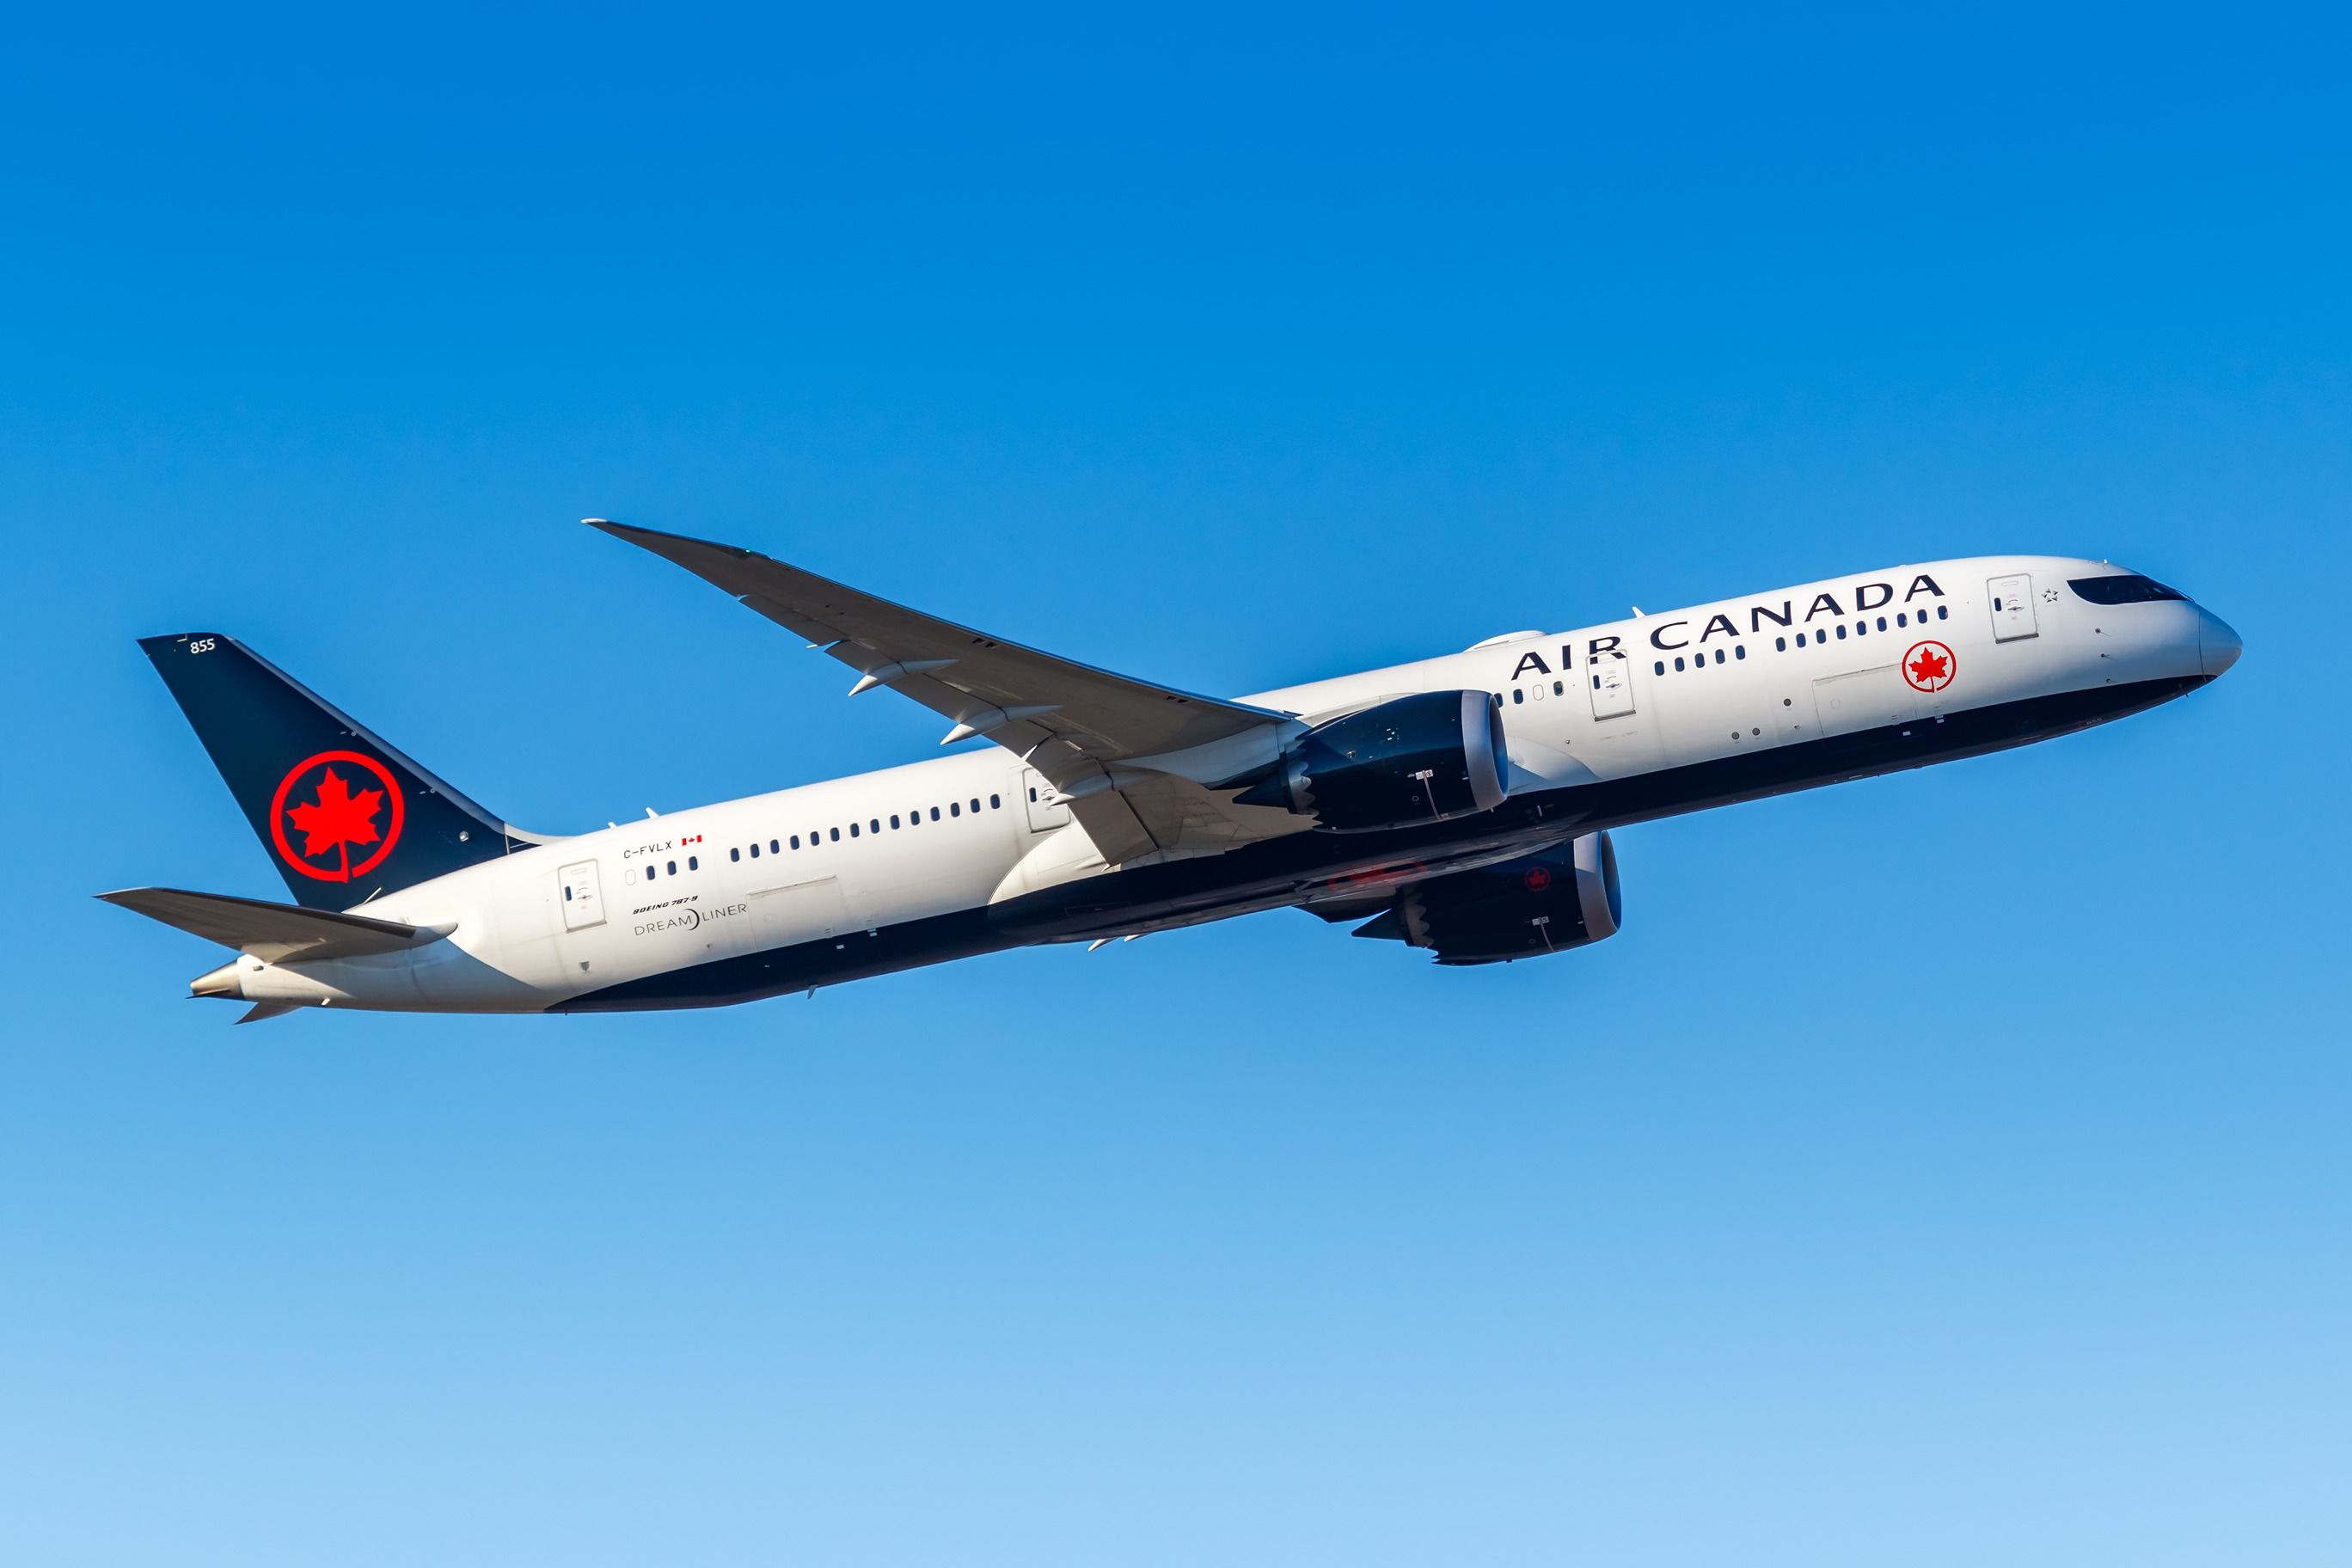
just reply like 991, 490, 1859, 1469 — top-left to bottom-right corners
2069, 574, 2187, 606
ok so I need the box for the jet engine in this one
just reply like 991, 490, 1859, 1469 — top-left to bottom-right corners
1353, 832, 1622, 965
1234, 690, 1507, 831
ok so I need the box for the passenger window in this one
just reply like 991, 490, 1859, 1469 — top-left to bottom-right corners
1713, 649, 1725, 664
730, 848, 740, 862
646, 864, 657, 880
1854, 621, 1865, 636
1877, 616, 1888, 631
1511, 689, 1524, 704
1735, 645, 1747, 659
789, 836, 799, 849
1553, 681, 1564, 695
869, 818, 879, 834
891, 814, 901, 829
563, 885, 573, 900
1796, 632, 1807, 646
1674, 656, 1686, 671
667, 860, 677, 874
950, 801, 961, 817
1835, 625, 1847, 640
849, 824, 859, 838
1653, 661, 1664, 675
1896, 612, 1908, 628
930, 806, 940, 821
688, 855, 698, 871
830, 827, 840, 842
1938, 605, 1949, 620
1776, 636, 1786, 651
990, 794, 1001, 809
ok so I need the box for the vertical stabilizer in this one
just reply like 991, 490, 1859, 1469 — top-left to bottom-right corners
139, 633, 530, 908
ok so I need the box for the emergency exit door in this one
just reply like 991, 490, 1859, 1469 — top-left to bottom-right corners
1988, 573, 2038, 641
559, 861, 605, 931
1587, 652, 1636, 720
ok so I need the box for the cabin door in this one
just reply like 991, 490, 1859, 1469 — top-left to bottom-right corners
559, 861, 606, 931
1022, 768, 1073, 831
1988, 573, 2038, 642
1587, 651, 1636, 720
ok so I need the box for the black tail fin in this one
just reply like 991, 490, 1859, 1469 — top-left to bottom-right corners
140, 633, 531, 909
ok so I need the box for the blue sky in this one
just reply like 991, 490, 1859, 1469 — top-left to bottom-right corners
3, 6, 2347, 1564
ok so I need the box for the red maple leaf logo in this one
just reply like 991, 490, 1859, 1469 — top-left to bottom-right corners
285, 767, 384, 879
1903, 641, 1956, 692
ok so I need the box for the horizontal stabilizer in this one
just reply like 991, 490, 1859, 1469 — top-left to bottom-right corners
97, 887, 450, 964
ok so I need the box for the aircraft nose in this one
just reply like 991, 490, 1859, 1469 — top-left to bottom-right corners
2198, 607, 2243, 677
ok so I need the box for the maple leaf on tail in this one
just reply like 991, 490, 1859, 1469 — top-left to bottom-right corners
1908, 646, 1951, 686
286, 767, 384, 878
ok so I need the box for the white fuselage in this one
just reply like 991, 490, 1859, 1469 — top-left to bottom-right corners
212, 555, 2234, 1013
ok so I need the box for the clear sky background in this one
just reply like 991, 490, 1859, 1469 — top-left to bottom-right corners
3, 6, 2347, 1565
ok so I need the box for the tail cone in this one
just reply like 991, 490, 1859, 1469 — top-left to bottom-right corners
190, 961, 244, 1000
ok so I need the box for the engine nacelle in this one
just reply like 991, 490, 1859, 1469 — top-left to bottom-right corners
1357, 832, 1623, 965
1235, 690, 1507, 831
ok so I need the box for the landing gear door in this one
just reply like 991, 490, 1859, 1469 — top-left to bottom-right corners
1588, 651, 1635, 720
1021, 768, 1073, 831
559, 861, 605, 931
1988, 573, 2038, 642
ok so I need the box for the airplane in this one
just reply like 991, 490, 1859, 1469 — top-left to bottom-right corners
102, 523, 2242, 1021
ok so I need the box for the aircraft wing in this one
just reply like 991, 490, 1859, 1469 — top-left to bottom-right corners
591, 520, 1308, 866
